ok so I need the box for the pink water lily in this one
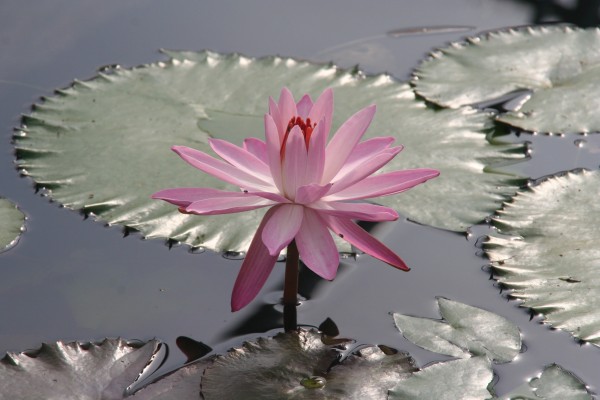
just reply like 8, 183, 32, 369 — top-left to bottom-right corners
152, 88, 439, 311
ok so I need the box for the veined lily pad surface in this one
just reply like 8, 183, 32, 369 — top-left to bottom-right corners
0, 197, 25, 253
200, 328, 416, 400
413, 26, 600, 133
485, 170, 600, 345
13, 51, 525, 253
393, 297, 521, 363
0, 338, 160, 400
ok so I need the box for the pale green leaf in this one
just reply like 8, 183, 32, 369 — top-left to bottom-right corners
388, 357, 494, 400
485, 170, 600, 345
0, 338, 160, 400
0, 197, 25, 253
499, 364, 592, 400
393, 298, 521, 363
14, 51, 525, 253
413, 26, 600, 133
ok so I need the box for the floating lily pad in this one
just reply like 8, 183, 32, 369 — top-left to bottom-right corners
14, 51, 525, 253
500, 364, 592, 400
131, 360, 210, 400
388, 357, 494, 400
0, 197, 25, 253
393, 297, 521, 363
413, 26, 600, 133
0, 338, 161, 399
200, 328, 416, 399
485, 170, 600, 344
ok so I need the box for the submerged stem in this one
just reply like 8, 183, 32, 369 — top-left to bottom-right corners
283, 240, 299, 332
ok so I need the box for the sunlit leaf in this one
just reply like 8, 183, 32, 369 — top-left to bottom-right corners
200, 328, 416, 399
499, 364, 592, 400
13, 51, 525, 253
485, 170, 600, 345
393, 297, 521, 363
388, 357, 494, 400
0, 197, 25, 253
413, 26, 600, 133
0, 338, 160, 400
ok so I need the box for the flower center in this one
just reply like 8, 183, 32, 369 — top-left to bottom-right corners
280, 116, 316, 158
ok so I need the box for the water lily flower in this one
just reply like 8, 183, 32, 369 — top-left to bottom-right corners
152, 88, 439, 311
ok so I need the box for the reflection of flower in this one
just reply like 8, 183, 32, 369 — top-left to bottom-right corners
153, 88, 439, 311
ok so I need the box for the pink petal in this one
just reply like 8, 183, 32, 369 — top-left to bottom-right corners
295, 183, 332, 205
322, 104, 376, 183
248, 191, 290, 204
172, 146, 273, 191
340, 137, 397, 173
261, 204, 303, 256
231, 207, 280, 311
296, 94, 313, 119
282, 126, 307, 200
186, 195, 274, 215
295, 208, 339, 280
325, 169, 440, 201
264, 114, 284, 192
209, 138, 271, 181
152, 187, 247, 208
322, 215, 409, 271
268, 97, 283, 137
243, 138, 268, 163
327, 147, 402, 195
305, 119, 327, 184
278, 88, 297, 134
310, 201, 398, 221
308, 88, 334, 139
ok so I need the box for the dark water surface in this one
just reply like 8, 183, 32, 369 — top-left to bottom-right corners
1, 0, 599, 396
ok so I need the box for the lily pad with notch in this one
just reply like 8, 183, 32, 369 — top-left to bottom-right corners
413, 26, 600, 133
14, 50, 526, 254
393, 297, 521, 363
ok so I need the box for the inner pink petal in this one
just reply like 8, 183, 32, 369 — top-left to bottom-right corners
296, 94, 313, 119
322, 104, 376, 183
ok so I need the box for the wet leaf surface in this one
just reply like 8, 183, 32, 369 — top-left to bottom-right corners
485, 170, 600, 345
0, 197, 25, 253
388, 356, 494, 400
499, 364, 592, 400
413, 26, 600, 133
393, 297, 521, 363
0, 338, 160, 400
13, 51, 526, 255
200, 328, 415, 400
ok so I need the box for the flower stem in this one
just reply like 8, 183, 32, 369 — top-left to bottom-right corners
283, 240, 299, 332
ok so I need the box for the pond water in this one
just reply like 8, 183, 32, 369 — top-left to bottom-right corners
1, 0, 600, 396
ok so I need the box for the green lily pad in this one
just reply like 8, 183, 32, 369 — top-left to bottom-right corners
413, 26, 600, 133
0, 197, 25, 253
485, 170, 600, 344
14, 51, 525, 253
0, 338, 161, 399
200, 329, 416, 400
393, 298, 521, 363
499, 364, 592, 400
388, 357, 494, 400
